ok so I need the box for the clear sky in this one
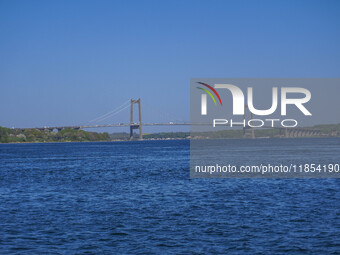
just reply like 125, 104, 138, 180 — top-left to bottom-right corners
0, 0, 339, 132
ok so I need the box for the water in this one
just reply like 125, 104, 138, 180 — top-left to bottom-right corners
0, 139, 339, 254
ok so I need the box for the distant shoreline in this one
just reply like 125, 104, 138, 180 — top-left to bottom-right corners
1, 136, 339, 145
1, 124, 339, 144
0, 138, 189, 144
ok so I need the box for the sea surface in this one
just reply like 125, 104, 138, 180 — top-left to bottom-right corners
0, 138, 339, 254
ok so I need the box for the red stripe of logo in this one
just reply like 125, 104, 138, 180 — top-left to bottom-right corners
197, 82, 223, 106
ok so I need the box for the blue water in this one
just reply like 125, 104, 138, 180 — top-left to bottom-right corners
0, 139, 339, 254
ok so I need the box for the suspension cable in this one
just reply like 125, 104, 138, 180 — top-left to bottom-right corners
87, 99, 130, 124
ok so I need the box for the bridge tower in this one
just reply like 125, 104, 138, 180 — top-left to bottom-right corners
130, 98, 143, 140
243, 105, 255, 139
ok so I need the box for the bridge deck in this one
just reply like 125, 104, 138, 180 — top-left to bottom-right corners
15, 123, 320, 132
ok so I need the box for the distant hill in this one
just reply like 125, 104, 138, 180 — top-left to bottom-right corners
313, 123, 340, 133
142, 123, 340, 140
1, 123, 339, 143
0, 126, 110, 143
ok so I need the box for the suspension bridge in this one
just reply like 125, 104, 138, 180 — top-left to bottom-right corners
13, 98, 322, 140
14, 99, 194, 140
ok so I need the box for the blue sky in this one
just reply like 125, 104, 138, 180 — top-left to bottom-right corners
0, 0, 339, 132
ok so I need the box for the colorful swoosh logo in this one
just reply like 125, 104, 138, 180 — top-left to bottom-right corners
197, 82, 223, 106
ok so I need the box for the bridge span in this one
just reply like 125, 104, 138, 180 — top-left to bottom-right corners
14, 122, 322, 140
12, 98, 322, 140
